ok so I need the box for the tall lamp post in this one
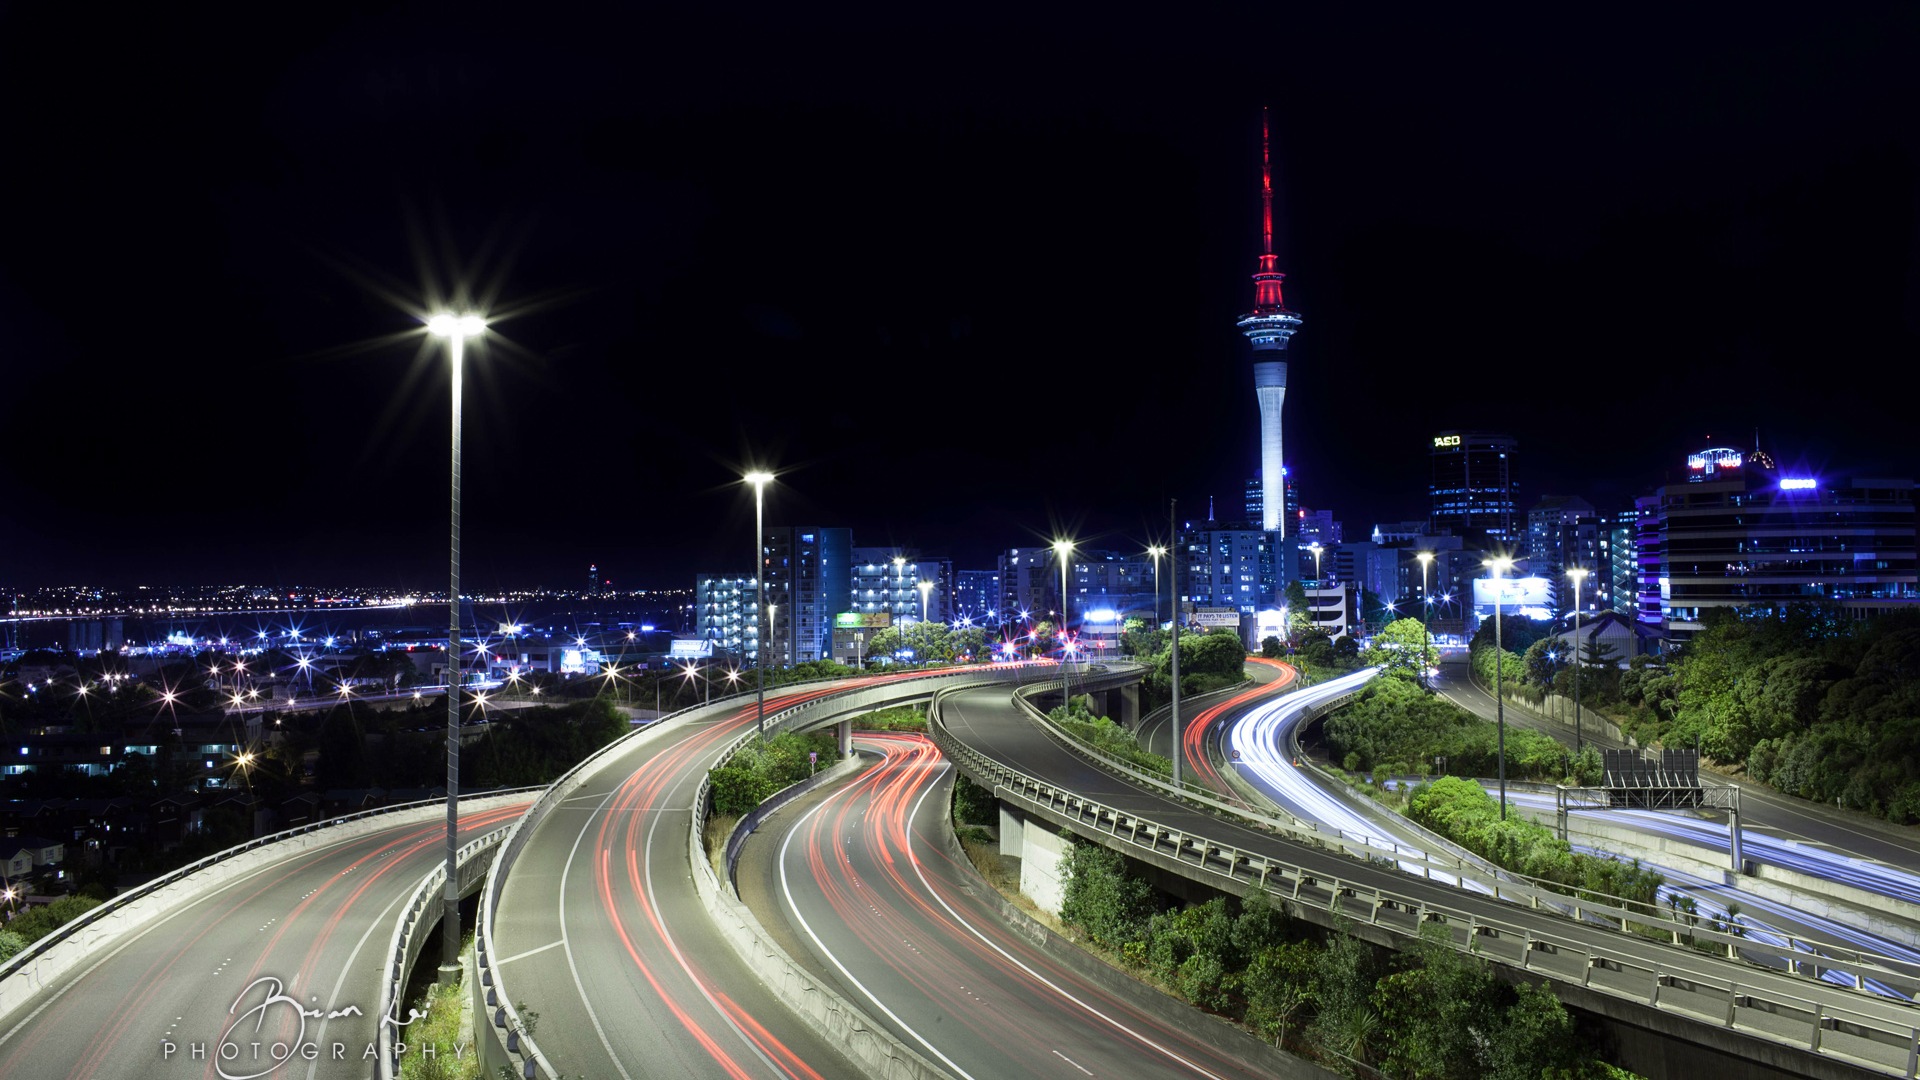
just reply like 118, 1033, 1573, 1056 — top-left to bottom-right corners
1567, 566, 1590, 754
1167, 500, 1181, 792
745, 470, 774, 737
1052, 539, 1074, 644
1485, 554, 1515, 820
429, 311, 484, 978
1415, 551, 1435, 686
1147, 544, 1167, 629
918, 579, 933, 624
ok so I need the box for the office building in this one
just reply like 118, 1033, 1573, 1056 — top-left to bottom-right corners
1180, 522, 1275, 615
1641, 451, 1917, 640
1525, 495, 1599, 612
1430, 431, 1519, 548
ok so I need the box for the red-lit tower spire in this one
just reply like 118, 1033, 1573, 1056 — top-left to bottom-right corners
1237, 106, 1302, 536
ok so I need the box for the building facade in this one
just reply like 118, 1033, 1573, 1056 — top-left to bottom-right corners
762, 527, 851, 665
693, 573, 760, 664
849, 550, 951, 629
1180, 523, 1275, 615
1642, 459, 1917, 639
1430, 431, 1519, 549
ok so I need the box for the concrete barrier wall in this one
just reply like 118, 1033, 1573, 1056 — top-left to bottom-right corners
1513, 807, 1920, 950
0, 791, 529, 1028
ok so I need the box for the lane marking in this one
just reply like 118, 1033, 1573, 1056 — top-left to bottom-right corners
780, 754, 981, 1080
558, 783, 638, 1080
1053, 1050, 1093, 1075
494, 939, 566, 966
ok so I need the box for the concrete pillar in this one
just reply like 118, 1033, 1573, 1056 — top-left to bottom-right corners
836, 719, 852, 759
999, 802, 1025, 858
1115, 683, 1139, 728
1019, 825, 1068, 916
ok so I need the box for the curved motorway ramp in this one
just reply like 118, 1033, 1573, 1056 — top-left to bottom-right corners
489, 675, 978, 1080
737, 730, 1318, 1080
0, 797, 527, 1080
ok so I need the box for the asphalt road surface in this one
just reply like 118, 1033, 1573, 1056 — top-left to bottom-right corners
0, 797, 528, 1080
737, 730, 1324, 1080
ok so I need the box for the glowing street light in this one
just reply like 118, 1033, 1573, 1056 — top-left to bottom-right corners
430, 308, 485, 976
1415, 551, 1435, 685
745, 469, 775, 737
1146, 544, 1167, 628
1567, 566, 1591, 753
1485, 554, 1516, 819
918, 580, 933, 624
1052, 539, 1074, 639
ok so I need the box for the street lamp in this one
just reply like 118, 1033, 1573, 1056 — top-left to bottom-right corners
918, 580, 933, 624
745, 470, 774, 738
1052, 539, 1074, 636
1485, 554, 1515, 820
1415, 551, 1435, 686
1308, 541, 1324, 584
1146, 544, 1167, 629
1567, 566, 1590, 754
429, 310, 484, 977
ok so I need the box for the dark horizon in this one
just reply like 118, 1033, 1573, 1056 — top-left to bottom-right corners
4, 4, 1915, 589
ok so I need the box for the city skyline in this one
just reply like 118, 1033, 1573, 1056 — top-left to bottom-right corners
4, 5, 1916, 588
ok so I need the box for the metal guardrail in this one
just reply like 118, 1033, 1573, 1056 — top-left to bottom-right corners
475, 663, 1046, 1080
929, 683, 1920, 1078
377, 821, 515, 1080
0, 785, 546, 999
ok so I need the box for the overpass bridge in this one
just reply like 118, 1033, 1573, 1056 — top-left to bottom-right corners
931, 666, 1920, 1079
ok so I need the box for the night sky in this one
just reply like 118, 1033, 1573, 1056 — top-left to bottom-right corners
5, 4, 1917, 590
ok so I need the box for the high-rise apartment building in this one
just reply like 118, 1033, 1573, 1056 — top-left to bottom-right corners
693, 573, 760, 664
952, 570, 1000, 624
761, 527, 851, 665
850, 549, 950, 628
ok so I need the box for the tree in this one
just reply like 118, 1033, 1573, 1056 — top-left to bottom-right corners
1184, 629, 1250, 678
1244, 940, 1320, 1048
1058, 836, 1154, 949
1260, 636, 1282, 659
1370, 921, 1497, 1079
1361, 618, 1430, 681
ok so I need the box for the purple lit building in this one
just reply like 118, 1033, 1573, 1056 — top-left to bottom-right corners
1640, 450, 1917, 640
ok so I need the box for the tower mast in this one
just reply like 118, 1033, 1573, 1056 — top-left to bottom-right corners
1237, 106, 1302, 537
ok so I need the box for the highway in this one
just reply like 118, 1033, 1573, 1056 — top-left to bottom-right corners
487, 672, 987, 1080
933, 676, 1920, 1076
0, 797, 528, 1080
1432, 663, 1920, 882
736, 731, 1318, 1080
1234, 664, 1920, 996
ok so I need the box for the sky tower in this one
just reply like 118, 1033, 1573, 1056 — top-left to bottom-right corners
1235, 107, 1302, 536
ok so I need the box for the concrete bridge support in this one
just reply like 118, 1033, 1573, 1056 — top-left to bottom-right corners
837, 719, 852, 758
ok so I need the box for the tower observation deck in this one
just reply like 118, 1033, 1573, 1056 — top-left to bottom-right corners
1236, 107, 1302, 537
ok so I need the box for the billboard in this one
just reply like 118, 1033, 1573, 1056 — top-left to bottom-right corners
1472, 577, 1552, 609
668, 639, 715, 659
834, 612, 892, 629
1192, 608, 1241, 629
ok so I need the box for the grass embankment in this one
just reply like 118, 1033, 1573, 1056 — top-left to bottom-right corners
1409, 776, 1664, 908
1049, 697, 1173, 777
396, 944, 480, 1080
